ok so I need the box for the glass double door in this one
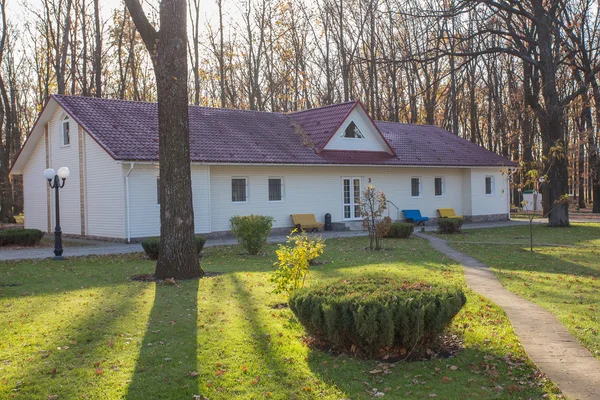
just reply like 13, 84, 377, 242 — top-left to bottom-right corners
342, 177, 361, 220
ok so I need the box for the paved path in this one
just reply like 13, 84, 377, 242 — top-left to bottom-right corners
0, 221, 528, 262
0, 230, 368, 261
416, 232, 600, 400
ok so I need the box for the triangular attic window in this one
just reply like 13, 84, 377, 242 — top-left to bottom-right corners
343, 121, 365, 138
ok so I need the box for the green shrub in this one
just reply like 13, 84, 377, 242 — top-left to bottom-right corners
438, 218, 463, 234
386, 222, 414, 238
141, 235, 206, 260
270, 231, 325, 295
289, 277, 466, 356
230, 215, 274, 255
0, 229, 44, 247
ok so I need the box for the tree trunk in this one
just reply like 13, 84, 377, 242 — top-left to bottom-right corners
93, 0, 102, 97
125, 0, 203, 280
532, 0, 569, 226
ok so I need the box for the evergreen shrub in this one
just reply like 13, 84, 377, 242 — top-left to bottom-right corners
438, 218, 463, 234
141, 235, 206, 260
386, 222, 414, 238
0, 229, 44, 247
289, 277, 466, 356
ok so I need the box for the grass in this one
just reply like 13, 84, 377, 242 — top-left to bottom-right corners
436, 222, 600, 360
0, 237, 561, 399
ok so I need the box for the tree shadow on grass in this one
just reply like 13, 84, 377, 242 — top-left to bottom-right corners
0, 253, 155, 299
225, 274, 333, 397
2, 283, 147, 399
456, 243, 600, 278
125, 279, 200, 400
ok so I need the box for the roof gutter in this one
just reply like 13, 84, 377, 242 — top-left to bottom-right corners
117, 161, 518, 169
125, 162, 135, 243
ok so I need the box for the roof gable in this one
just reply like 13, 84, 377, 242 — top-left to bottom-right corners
322, 104, 395, 155
289, 101, 356, 151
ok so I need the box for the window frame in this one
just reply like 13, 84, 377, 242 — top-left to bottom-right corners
268, 177, 284, 202
341, 121, 366, 139
434, 177, 444, 197
61, 116, 71, 147
485, 176, 495, 195
410, 177, 422, 198
231, 177, 248, 203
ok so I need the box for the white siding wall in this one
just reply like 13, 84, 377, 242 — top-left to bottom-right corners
128, 164, 211, 238
323, 107, 391, 153
48, 108, 81, 235
209, 166, 471, 232
85, 135, 126, 238
128, 165, 159, 238
461, 170, 472, 216
22, 136, 48, 231
192, 166, 211, 233
470, 168, 509, 216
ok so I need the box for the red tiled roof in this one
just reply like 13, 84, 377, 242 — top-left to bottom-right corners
51, 95, 516, 167
289, 101, 356, 150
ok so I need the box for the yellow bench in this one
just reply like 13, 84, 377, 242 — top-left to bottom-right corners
438, 208, 463, 220
291, 214, 323, 232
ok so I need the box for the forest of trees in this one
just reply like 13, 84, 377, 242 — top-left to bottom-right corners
1, 0, 599, 223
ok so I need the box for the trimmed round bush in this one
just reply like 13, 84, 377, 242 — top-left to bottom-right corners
142, 235, 206, 260
0, 229, 44, 247
289, 277, 466, 356
230, 215, 274, 255
438, 218, 463, 234
386, 222, 414, 238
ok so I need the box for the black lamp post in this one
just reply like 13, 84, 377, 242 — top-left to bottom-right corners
44, 167, 70, 260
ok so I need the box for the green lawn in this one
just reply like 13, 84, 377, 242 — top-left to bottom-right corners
439, 223, 600, 360
0, 237, 560, 399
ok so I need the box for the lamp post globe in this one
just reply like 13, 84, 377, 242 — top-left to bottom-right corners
57, 167, 70, 179
44, 168, 56, 180
44, 167, 69, 260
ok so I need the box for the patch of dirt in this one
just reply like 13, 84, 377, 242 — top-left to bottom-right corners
129, 271, 224, 282
270, 302, 289, 309
303, 332, 463, 362
0, 283, 22, 287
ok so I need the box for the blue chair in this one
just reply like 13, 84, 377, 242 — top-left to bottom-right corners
402, 209, 430, 225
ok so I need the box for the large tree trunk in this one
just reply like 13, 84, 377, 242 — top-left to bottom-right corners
125, 0, 203, 280
532, 0, 569, 227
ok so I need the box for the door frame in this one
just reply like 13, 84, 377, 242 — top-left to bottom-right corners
341, 177, 362, 220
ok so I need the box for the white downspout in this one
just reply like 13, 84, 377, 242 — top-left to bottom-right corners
507, 168, 517, 220
125, 163, 135, 243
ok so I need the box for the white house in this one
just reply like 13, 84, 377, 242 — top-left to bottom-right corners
10, 95, 516, 241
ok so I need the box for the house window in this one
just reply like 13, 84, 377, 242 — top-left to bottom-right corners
156, 177, 160, 205
62, 117, 70, 146
268, 178, 283, 201
411, 177, 421, 197
232, 178, 247, 202
435, 177, 444, 196
485, 176, 494, 195
342, 121, 365, 138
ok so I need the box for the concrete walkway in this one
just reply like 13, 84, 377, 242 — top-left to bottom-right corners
0, 221, 528, 262
0, 230, 369, 261
416, 232, 600, 400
